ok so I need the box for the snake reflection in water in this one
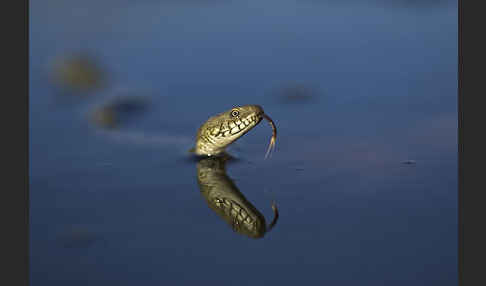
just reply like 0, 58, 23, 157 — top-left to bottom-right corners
196, 155, 279, 239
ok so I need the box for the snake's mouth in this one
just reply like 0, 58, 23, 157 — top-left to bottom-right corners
210, 112, 263, 139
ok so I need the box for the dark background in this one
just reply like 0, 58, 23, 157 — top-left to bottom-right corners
29, 1, 457, 285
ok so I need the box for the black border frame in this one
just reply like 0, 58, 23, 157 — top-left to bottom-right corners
458, 0, 483, 285
7, 0, 28, 285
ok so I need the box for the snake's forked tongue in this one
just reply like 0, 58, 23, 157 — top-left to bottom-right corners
262, 113, 277, 159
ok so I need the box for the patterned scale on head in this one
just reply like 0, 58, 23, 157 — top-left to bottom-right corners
194, 105, 264, 156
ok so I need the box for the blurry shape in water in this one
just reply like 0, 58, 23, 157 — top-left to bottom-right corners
196, 155, 279, 239
272, 83, 318, 104
401, 160, 417, 165
58, 226, 102, 249
50, 53, 106, 93
90, 94, 150, 129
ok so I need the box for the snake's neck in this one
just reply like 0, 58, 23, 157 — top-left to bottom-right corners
194, 133, 225, 156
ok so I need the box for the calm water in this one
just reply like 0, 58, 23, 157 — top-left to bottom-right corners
30, 1, 458, 285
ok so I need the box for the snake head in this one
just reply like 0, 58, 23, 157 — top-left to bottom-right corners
194, 105, 264, 156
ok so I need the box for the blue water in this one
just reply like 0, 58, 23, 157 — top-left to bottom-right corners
30, 1, 457, 285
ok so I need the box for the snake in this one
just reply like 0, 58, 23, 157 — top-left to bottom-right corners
197, 155, 279, 239
92, 101, 277, 159
193, 104, 277, 158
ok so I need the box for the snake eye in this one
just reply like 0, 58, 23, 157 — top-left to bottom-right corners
230, 109, 239, 117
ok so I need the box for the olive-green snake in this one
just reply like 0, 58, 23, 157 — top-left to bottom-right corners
92, 102, 277, 158
193, 105, 277, 158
